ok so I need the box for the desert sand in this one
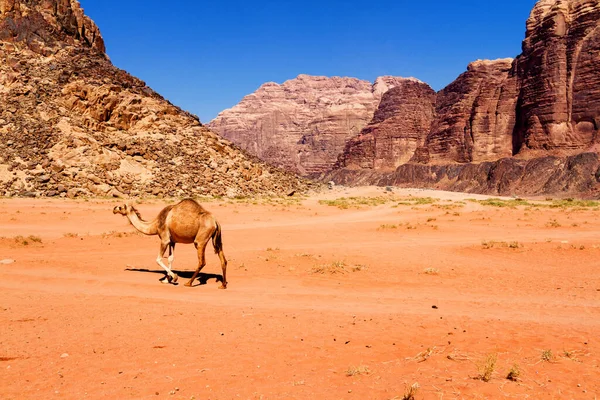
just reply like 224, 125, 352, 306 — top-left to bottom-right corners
1, 187, 599, 399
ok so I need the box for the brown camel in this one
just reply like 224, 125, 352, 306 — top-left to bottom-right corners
113, 198, 227, 289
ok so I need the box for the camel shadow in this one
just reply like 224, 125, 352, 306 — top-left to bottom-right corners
125, 268, 224, 287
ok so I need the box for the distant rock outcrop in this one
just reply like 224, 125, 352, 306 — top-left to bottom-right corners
0, 0, 309, 198
336, 79, 436, 170
208, 75, 413, 175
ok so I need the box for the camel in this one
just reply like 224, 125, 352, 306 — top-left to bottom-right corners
113, 198, 227, 289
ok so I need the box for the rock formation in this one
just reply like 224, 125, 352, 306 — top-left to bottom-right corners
326, 152, 600, 197
336, 79, 436, 170
513, 0, 600, 156
208, 75, 412, 175
326, 0, 600, 197
0, 0, 309, 198
414, 58, 518, 164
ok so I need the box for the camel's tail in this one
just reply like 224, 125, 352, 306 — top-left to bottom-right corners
212, 220, 224, 254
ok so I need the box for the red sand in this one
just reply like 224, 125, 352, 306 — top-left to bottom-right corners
1, 187, 599, 399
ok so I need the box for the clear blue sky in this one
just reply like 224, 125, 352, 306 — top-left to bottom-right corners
80, 0, 537, 123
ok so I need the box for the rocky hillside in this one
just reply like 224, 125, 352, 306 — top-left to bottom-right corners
208, 75, 413, 175
0, 0, 309, 198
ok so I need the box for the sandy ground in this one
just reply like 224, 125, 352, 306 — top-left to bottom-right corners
1, 186, 599, 399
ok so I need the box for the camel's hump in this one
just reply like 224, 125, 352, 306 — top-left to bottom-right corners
173, 198, 209, 214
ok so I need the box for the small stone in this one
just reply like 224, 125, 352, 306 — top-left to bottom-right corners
60, 353, 69, 358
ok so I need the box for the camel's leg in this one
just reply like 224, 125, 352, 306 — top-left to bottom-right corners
185, 239, 208, 287
167, 242, 178, 283
156, 241, 178, 283
217, 247, 228, 289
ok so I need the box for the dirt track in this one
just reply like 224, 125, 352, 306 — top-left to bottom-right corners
1, 187, 599, 399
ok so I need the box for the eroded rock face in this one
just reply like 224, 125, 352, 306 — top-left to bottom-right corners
0, 0, 105, 54
208, 75, 411, 175
513, 0, 600, 156
324, 152, 600, 198
336, 79, 436, 170
413, 59, 518, 164
0, 0, 309, 198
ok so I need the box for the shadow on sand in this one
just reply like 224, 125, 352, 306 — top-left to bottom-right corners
125, 268, 223, 287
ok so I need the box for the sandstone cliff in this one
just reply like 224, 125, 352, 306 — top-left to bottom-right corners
208, 75, 412, 175
336, 79, 436, 170
0, 0, 308, 198
513, 0, 600, 156
326, 0, 600, 197
414, 58, 518, 164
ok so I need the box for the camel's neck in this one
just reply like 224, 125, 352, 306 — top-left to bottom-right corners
126, 209, 159, 235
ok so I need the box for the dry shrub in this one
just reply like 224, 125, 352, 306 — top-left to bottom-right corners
401, 382, 420, 400
311, 260, 346, 274
506, 364, 520, 381
476, 353, 497, 382
345, 364, 370, 376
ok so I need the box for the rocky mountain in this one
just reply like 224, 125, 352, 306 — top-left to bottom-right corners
329, 0, 600, 197
208, 74, 413, 175
0, 0, 309, 198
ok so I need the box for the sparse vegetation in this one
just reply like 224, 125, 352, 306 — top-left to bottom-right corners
378, 224, 398, 230
310, 259, 367, 274
469, 197, 600, 210
412, 197, 437, 205
311, 260, 347, 274
481, 240, 523, 249
319, 196, 394, 209
63, 232, 79, 238
345, 364, 370, 376
351, 264, 367, 272
414, 347, 434, 362
295, 253, 314, 258
101, 231, 140, 238
476, 198, 532, 208
506, 364, 520, 381
400, 382, 420, 400
549, 199, 600, 208
7, 235, 43, 246
476, 353, 497, 382
423, 268, 440, 275
541, 349, 554, 362
431, 203, 464, 210
562, 349, 577, 360
545, 219, 561, 228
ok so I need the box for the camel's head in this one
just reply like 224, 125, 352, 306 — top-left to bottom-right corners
112, 204, 129, 216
